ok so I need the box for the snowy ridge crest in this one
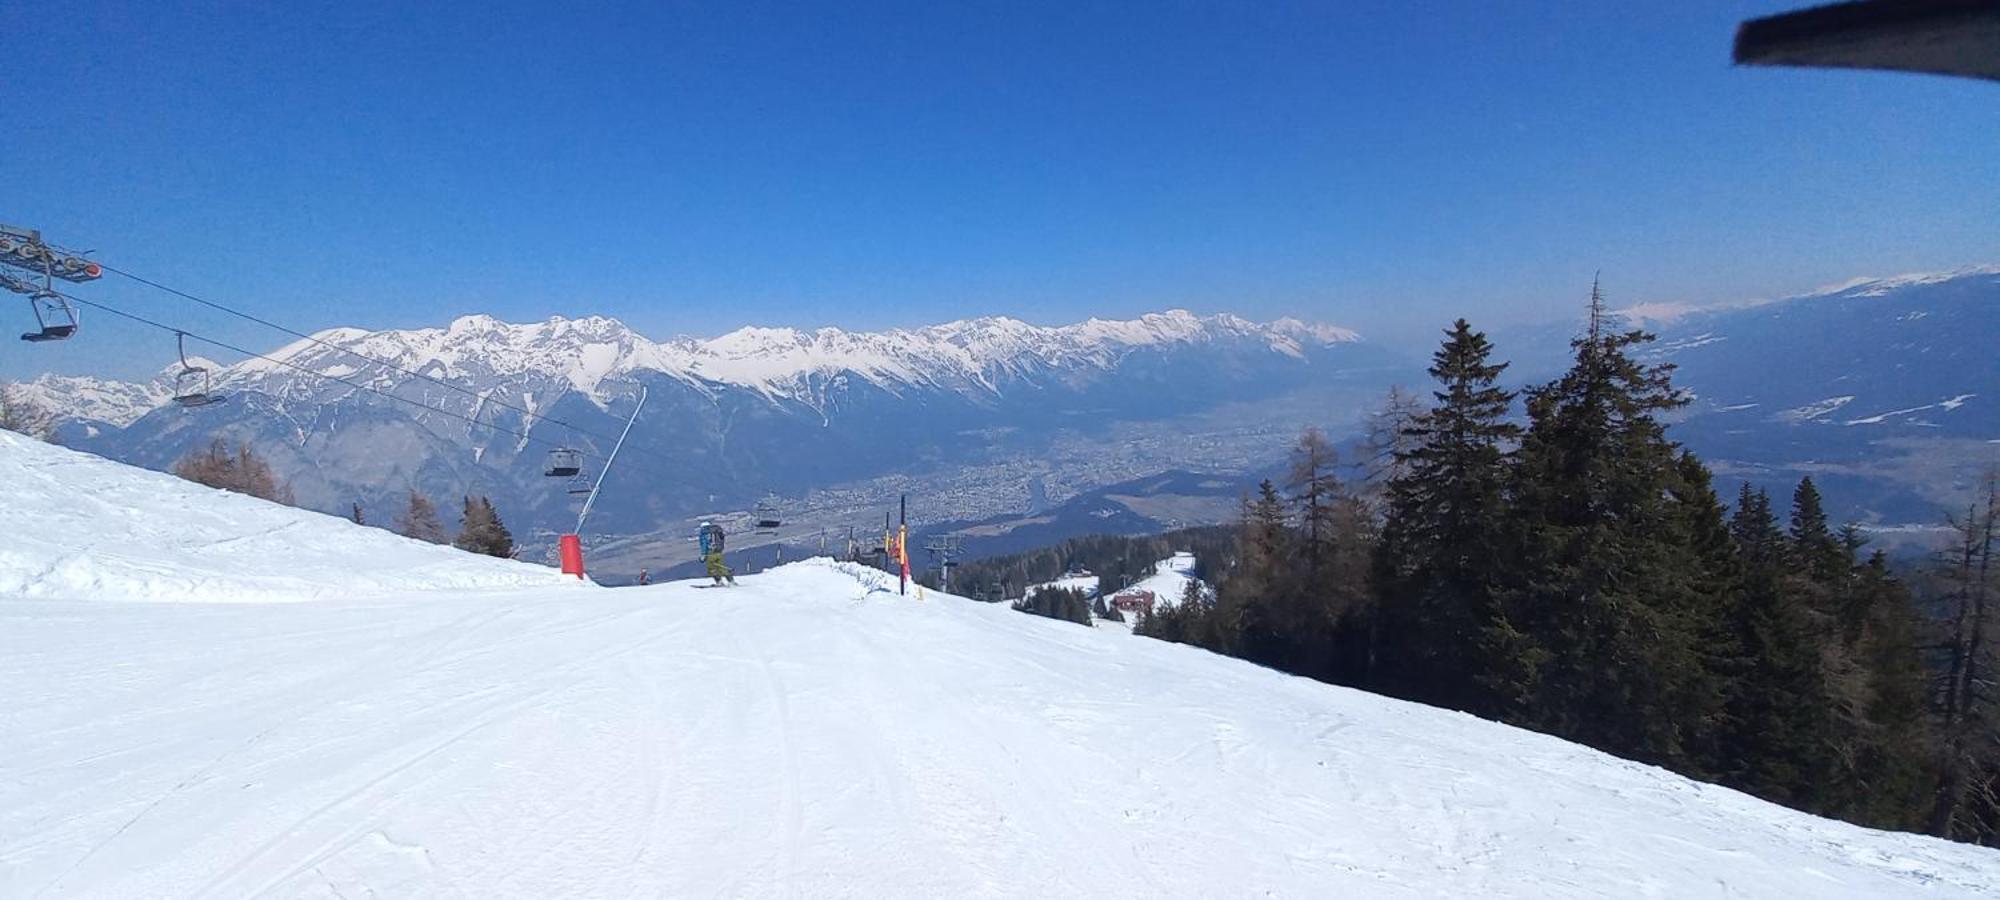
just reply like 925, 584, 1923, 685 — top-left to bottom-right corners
223, 308, 1363, 405
10, 359, 220, 427
1614, 264, 2000, 327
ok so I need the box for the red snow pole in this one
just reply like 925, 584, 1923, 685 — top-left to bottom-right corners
559, 533, 585, 578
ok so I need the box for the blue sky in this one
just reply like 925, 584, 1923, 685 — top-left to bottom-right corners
4, 1, 1996, 378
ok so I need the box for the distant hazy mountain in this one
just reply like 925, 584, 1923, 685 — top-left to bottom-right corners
1493, 266, 1999, 531
1627, 266, 1999, 529
11, 364, 187, 430
1627, 267, 1995, 435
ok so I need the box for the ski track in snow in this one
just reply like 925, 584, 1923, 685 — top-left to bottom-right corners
7, 574, 1998, 898
2, 433, 2000, 897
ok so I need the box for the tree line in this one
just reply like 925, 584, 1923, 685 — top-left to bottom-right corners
8, 403, 523, 562
170, 437, 516, 560
944, 527, 1234, 603
1134, 307, 1998, 845
172, 438, 298, 506
380, 490, 516, 559
1012, 585, 1096, 626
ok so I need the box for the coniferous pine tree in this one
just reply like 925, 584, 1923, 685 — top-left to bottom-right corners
1789, 477, 1848, 586
1502, 281, 1706, 765
1663, 453, 1749, 782
454, 496, 484, 553
1783, 477, 1881, 817
1136, 577, 1217, 645
1373, 318, 1524, 714
479, 497, 513, 558
1784, 478, 1853, 659
1722, 485, 1835, 808
396, 490, 448, 544
454, 495, 514, 557
1011, 585, 1094, 627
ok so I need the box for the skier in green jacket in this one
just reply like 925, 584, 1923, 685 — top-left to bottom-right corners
698, 521, 736, 586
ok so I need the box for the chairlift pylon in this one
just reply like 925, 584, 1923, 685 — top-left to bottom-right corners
170, 331, 225, 408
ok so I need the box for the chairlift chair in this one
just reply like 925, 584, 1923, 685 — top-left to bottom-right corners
567, 474, 595, 497
544, 448, 582, 477
20, 290, 78, 342
170, 332, 225, 408
753, 496, 782, 533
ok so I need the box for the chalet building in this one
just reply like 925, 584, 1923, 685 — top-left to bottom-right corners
1110, 589, 1155, 616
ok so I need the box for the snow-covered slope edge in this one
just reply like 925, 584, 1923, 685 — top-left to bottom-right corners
0, 431, 573, 602
1614, 263, 2000, 326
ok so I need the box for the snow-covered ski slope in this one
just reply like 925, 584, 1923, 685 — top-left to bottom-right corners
0, 431, 570, 603
2, 435, 1997, 897
1125, 551, 1205, 608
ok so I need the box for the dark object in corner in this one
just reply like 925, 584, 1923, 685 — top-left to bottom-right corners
1734, 0, 2000, 82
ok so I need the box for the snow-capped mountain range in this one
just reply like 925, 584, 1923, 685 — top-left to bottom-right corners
8, 371, 173, 429
11, 268, 1997, 554
256, 309, 1359, 403
22, 309, 1388, 538
41, 310, 1360, 424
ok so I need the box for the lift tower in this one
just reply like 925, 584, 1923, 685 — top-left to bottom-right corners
924, 533, 964, 594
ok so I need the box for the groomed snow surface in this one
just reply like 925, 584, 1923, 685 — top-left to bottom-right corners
3, 433, 1998, 897
0, 431, 572, 604
1124, 551, 1207, 609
